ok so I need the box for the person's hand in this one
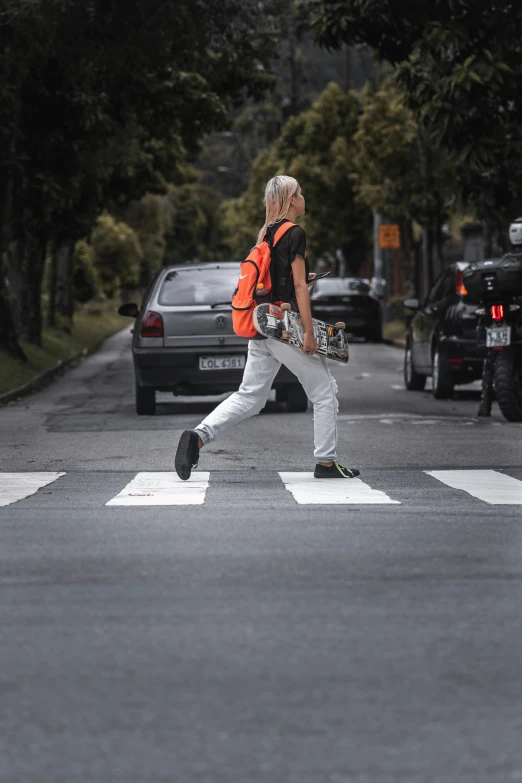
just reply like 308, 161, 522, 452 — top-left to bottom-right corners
303, 330, 318, 355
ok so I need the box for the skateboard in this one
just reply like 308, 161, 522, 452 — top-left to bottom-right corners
253, 303, 349, 364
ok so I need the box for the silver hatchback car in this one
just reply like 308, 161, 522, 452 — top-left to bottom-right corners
119, 262, 307, 415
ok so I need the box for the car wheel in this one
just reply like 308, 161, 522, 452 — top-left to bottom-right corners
286, 384, 308, 412
136, 382, 156, 415
432, 346, 454, 399
404, 343, 426, 390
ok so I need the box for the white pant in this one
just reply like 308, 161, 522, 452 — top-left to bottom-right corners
195, 339, 339, 461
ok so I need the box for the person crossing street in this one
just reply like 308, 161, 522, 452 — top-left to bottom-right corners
175, 175, 360, 481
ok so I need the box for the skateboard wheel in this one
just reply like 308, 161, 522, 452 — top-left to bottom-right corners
281, 303, 291, 311
282, 331, 292, 340
334, 322, 345, 330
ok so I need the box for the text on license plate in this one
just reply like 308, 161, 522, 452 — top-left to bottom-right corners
199, 355, 246, 371
486, 326, 511, 347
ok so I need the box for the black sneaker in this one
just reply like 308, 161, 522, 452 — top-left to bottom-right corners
175, 430, 200, 481
314, 461, 360, 479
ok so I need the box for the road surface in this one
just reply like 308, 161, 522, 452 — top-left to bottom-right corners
1, 328, 521, 782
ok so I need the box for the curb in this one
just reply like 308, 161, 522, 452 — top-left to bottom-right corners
0, 351, 86, 405
382, 338, 406, 350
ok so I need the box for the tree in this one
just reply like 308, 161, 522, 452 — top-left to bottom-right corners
91, 214, 142, 298
0, 0, 277, 348
305, 0, 522, 251
352, 80, 455, 288
220, 83, 372, 272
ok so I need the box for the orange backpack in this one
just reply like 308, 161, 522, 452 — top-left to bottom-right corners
231, 222, 295, 338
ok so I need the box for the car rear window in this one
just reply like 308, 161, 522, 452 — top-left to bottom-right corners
158, 267, 239, 305
312, 279, 371, 297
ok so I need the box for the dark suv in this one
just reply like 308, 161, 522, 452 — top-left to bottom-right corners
403, 261, 484, 398
119, 262, 308, 415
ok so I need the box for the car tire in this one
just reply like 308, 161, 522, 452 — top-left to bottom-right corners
136, 383, 156, 415
286, 384, 308, 413
494, 351, 522, 422
404, 343, 426, 390
432, 346, 454, 399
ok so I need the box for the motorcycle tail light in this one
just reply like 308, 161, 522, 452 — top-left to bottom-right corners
490, 305, 504, 321
140, 311, 164, 337
456, 271, 468, 296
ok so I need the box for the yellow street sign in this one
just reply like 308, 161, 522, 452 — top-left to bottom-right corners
378, 224, 400, 249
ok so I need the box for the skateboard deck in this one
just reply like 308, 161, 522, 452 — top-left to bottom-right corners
253, 303, 349, 364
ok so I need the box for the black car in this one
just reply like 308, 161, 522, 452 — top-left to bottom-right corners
119, 262, 308, 415
311, 277, 382, 341
403, 261, 484, 398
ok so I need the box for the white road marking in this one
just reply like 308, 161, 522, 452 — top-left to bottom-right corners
0, 472, 65, 507
425, 470, 522, 505
278, 473, 401, 505
106, 472, 210, 506
391, 384, 404, 390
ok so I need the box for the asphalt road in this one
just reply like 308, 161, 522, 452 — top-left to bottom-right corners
1, 328, 522, 783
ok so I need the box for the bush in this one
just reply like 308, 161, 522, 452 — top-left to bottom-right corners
73, 240, 101, 303
91, 213, 142, 298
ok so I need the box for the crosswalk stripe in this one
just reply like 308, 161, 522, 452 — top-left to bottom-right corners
105, 472, 210, 506
425, 470, 522, 505
0, 472, 66, 507
278, 473, 401, 505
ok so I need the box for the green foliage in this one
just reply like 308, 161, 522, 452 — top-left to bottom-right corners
0, 0, 280, 347
91, 214, 142, 297
72, 240, 101, 303
124, 194, 175, 285
304, 0, 522, 233
352, 80, 454, 227
164, 184, 225, 265
220, 83, 371, 270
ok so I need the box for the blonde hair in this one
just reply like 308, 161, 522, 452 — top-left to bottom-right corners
256, 175, 299, 245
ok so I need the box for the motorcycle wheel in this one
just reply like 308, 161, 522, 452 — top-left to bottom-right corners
494, 351, 522, 422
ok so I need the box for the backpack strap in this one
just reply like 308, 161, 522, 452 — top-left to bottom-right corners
272, 221, 296, 247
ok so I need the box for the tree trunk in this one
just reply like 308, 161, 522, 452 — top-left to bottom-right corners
54, 239, 76, 320
9, 227, 47, 346
47, 246, 58, 328
5, 241, 25, 336
0, 260, 25, 360
0, 173, 25, 357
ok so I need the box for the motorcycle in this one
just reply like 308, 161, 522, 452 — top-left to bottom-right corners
463, 257, 522, 422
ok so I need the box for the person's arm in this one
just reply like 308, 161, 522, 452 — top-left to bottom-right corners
291, 254, 318, 355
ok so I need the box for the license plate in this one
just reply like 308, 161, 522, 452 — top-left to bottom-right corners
199, 355, 246, 371
486, 326, 511, 347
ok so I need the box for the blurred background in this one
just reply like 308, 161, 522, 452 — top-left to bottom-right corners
1, 0, 521, 392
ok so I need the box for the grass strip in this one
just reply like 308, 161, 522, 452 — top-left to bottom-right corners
0, 300, 126, 397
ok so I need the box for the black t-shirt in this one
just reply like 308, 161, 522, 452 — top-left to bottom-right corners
263, 219, 308, 306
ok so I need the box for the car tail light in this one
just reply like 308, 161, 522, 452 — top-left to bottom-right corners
456, 271, 468, 296
140, 311, 164, 337
449, 358, 463, 367
490, 304, 504, 321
